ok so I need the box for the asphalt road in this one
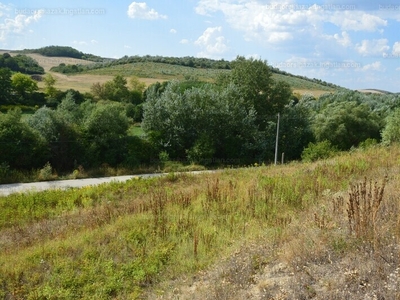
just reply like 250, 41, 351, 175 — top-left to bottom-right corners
0, 174, 163, 197
0, 170, 213, 197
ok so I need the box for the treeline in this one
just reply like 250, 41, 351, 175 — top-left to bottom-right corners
50, 54, 231, 74
21, 46, 104, 62
0, 53, 44, 74
270, 66, 341, 89
142, 59, 400, 165
13, 45, 343, 90
1, 57, 400, 183
0, 69, 150, 179
49, 53, 341, 90
0, 67, 87, 107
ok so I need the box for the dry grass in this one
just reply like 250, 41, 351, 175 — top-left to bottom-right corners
1, 145, 400, 298
292, 89, 334, 98
0, 51, 93, 72
146, 145, 400, 300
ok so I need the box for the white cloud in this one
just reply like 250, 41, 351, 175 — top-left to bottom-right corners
124, 45, 131, 49
127, 2, 167, 20
194, 0, 388, 51
355, 39, 390, 56
0, 8, 44, 41
333, 31, 351, 47
330, 11, 387, 32
393, 42, 400, 55
170, 29, 177, 34
195, 26, 228, 58
73, 40, 88, 46
361, 61, 385, 72
180, 39, 189, 44
73, 39, 98, 46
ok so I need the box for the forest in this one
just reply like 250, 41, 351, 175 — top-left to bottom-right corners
1, 55, 400, 183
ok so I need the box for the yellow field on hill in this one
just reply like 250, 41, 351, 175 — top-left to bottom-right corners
1, 51, 338, 96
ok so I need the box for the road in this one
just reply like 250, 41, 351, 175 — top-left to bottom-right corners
0, 170, 214, 197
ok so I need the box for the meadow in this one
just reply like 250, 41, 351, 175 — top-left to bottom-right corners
3, 51, 337, 96
1, 144, 399, 299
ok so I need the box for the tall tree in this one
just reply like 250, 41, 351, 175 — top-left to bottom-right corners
82, 102, 129, 166
0, 109, 46, 169
11, 73, 38, 104
382, 107, 400, 145
43, 73, 58, 98
0, 68, 12, 105
142, 81, 259, 164
229, 56, 291, 129
312, 101, 381, 150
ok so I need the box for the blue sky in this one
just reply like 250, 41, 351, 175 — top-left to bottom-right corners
1, 0, 399, 92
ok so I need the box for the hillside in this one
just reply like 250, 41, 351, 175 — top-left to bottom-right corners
0, 145, 399, 299
0, 51, 94, 72
55, 60, 341, 96
19, 45, 105, 62
1, 47, 345, 96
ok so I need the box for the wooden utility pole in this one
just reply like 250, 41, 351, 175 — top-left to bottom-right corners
274, 113, 280, 165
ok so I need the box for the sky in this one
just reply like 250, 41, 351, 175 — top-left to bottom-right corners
1, 0, 400, 92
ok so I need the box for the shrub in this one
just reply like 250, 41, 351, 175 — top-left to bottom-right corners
301, 140, 338, 162
38, 162, 53, 181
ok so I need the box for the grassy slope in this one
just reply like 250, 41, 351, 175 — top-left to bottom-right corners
1, 145, 399, 299
2, 51, 339, 96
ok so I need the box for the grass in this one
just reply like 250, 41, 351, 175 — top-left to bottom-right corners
1, 144, 399, 298
128, 124, 145, 137
2, 51, 339, 95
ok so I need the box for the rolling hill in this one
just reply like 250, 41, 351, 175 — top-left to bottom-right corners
2, 47, 345, 96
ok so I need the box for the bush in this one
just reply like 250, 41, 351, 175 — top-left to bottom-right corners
301, 140, 338, 162
38, 162, 54, 181
358, 138, 378, 149
381, 107, 400, 146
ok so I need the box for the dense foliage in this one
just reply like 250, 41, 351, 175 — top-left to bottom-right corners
21, 45, 104, 62
142, 57, 306, 164
1, 55, 400, 179
50, 54, 231, 74
143, 81, 260, 165
0, 53, 44, 74
48, 52, 342, 90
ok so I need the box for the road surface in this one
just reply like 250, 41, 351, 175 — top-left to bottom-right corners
0, 171, 214, 197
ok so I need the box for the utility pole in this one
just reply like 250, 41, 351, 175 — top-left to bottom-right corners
274, 113, 280, 165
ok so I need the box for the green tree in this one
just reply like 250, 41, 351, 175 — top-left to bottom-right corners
142, 81, 258, 164
381, 107, 400, 145
279, 102, 315, 161
0, 68, 12, 105
312, 101, 381, 150
43, 73, 58, 98
29, 106, 83, 171
129, 76, 146, 94
301, 140, 338, 162
229, 56, 291, 129
11, 73, 38, 103
91, 82, 106, 100
91, 75, 131, 102
0, 109, 46, 169
56, 91, 83, 124
103, 75, 130, 102
82, 102, 129, 166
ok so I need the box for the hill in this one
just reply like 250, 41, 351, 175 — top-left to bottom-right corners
0, 51, 44, 74
19, 45, 105, 62
0, 145, 399, 299
48, 53, 344, 95
1, 46, 345, 95
1, 47, 349, 98
357, 89, 394, 95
